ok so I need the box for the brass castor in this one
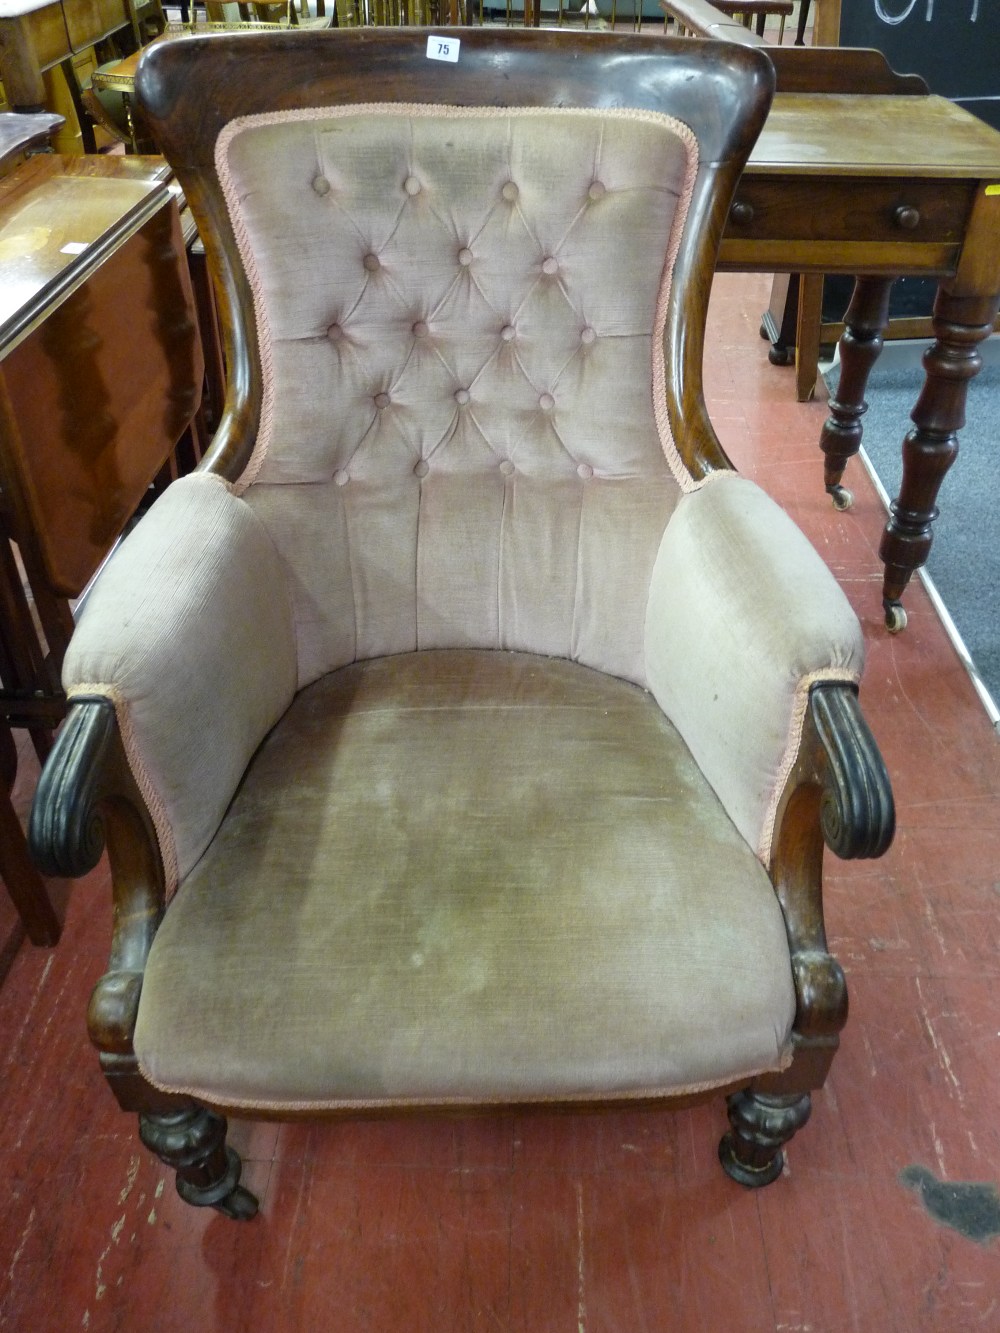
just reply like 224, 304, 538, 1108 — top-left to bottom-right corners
827, 483, 854, 511
884, 602, 908, 635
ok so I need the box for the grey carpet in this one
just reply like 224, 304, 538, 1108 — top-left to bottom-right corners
824, 358, 1000, 708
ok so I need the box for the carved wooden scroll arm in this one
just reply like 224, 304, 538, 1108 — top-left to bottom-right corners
811, 682, 895, 863
720, 679, 894, 1186
30, 699, 255, 1215
763, 681, 894, 1085
30, 699, 116, 879
29, 698, 166, 1065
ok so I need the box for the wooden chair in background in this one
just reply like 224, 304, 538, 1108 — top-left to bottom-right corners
676, 1, 792, 40
202, 0, 332, 26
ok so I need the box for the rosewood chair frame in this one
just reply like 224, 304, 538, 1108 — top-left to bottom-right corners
30, 30, 894, 1220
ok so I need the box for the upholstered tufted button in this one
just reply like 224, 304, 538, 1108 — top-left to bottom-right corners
580, 326, 597, 346
588, 180, 607, 201
501, 181, 519, 203
312, 174, 331, 196
374, 392, 391, 409
414, 459, 429, 478
539, 393, 555, 412
403, 175, 422, 196
499, 460, 515, 477
500, 324, 516, 342
412, 320, 429, 338
363, 253, 381, 273
457, 247, 474, 267
577, 463, 594, 480
454, 388, 471, 406
541, 256, 559, 276
334, 470, 349, 486
327, 323, 345, 342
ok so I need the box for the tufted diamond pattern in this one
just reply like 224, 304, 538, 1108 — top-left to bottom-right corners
218, 105, 698, 686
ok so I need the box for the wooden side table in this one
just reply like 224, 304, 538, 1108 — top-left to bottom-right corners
0, 113, 62, 943
0, 149, 205, 944
720, 82, 1000, 631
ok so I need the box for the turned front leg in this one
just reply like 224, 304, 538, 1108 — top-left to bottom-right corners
819, 276, 894, 511
140, 1108, 259, 1220
719, 1090, 812, 1187
878, 289, 999, 633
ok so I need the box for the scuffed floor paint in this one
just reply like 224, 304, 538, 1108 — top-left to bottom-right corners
900, 1166, 1000, 1244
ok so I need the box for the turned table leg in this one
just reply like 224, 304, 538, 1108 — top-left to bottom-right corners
794, 273, 825, 403
878, 288, 1000, 634
0, 18, 48, 113
0, 721, 59, 946
818, 276, 894, 512
794, 0, 809, 43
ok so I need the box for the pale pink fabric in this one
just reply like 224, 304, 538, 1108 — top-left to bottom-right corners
218, 106, 698, 686
644, 473, 864, 862
61, 107, 866, 896
64, 474, 298, 890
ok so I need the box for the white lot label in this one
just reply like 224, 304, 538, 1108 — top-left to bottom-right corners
426, 35, 459, 63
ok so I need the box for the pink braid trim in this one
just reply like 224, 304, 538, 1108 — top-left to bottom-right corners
648, 121, 700, 489
134, 1048, 793, 1113
688, 469, 734, 493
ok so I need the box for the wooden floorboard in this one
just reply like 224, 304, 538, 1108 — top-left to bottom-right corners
2, 272, 998, 1332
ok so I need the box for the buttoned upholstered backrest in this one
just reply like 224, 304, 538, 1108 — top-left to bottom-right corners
136, 31, 774, 689
225, 104, 695, 686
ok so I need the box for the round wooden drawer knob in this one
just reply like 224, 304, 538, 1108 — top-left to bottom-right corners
894, 205, 921, 230
730, 200, 754, 225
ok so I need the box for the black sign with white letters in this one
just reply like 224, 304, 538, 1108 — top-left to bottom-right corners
839, 0, 1000, 127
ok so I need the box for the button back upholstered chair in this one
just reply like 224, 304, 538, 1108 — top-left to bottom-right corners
30, 30, 894, 1221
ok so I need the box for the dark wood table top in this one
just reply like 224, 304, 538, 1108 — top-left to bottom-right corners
0, 154, 171, 347
0, 110, 63, 171
749, 92, 1000, 179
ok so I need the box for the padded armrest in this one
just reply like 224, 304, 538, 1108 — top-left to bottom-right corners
63, 471, 297, 892
644, 474, 864, 863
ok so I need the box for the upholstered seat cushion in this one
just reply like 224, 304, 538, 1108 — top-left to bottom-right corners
134, 650, 796, 1109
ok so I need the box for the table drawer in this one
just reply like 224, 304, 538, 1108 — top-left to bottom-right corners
64, 0, 132, 49
14, 4, 73, 71
727, 177, 976, 246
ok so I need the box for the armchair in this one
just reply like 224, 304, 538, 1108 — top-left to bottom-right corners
30, 29, 893, 1221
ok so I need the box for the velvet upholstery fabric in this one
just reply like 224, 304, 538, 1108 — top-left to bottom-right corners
59, 106, 866, 895
219, 106, 696, 492
245, 474, 681, 690
218, 107, 696, 689
64, 473, 298, 886
644, 474, 864, 859
133, 651, 797, 1109
60, 102, 864, 1109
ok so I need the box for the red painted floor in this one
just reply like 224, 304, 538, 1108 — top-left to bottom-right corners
2, 272, 999, 1332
